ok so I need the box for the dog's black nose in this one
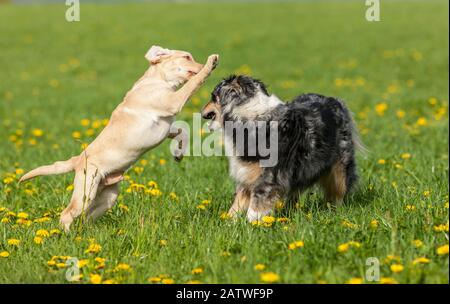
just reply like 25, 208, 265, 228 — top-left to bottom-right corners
202, 111, 215, 120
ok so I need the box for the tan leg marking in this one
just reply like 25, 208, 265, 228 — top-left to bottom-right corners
228, 187, 251, 218
320, 162, 347, 206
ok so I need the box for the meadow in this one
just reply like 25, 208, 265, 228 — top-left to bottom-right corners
0, 1, 448, 284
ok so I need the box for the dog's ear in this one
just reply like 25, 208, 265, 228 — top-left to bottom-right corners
145, 45, 172, 64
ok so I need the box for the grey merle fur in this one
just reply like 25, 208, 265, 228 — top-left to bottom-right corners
209, 75, 360, 207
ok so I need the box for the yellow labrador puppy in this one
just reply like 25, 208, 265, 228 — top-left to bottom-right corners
20, 46, 219, 231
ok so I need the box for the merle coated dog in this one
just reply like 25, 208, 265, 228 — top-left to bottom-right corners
201, 75, 363, 222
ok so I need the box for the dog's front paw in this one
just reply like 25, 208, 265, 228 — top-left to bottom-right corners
206, 54, 219, 71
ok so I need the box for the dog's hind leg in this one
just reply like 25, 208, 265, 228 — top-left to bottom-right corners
85, 183, 120, 222
60, 163, 102, 231
320, 162, 347, 207
246, 183, 281, 222
228, 186, 251, 218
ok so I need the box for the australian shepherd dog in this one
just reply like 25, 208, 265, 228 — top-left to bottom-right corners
201, 75, 363, 222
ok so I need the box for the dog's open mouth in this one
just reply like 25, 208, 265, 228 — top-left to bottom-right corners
201, 109, 221, 131
201, 101, 222, 130
202, 110, 216, 121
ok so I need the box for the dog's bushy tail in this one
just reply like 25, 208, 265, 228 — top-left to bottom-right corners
349, 117, 368, 156
19, 156, 78, 183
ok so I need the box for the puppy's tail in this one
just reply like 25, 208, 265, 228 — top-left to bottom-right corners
19, 156, 78, 183
350, 119, 368, 156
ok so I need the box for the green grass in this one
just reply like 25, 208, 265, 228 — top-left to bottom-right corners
0, 1, 448, 284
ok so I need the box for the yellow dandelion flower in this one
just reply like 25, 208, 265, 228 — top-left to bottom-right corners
396, 110, 406, 119
380, 277, 398, 284
85, 243, 102, 254
277, 217, 290, 223
7, 239, 20, 246
346, 278, 363, 284
15, 168, 24, 175
412, 257, 430, 265
341, 219, 358, 229
80, 119, 90, 126
436, 244, 449, 256
85, 128, 95, 136
90, 274, 102, 284
220, 212, 231, 220
78, 259, 89, 268
262, 216, 276, 224
133, 166, 144, 174
116, 263, 131, 271
260, 272, 280, 283
390, 264, 404, 273
370, 219, 379, 229
196, 204, 206, 210
186, 280, 202, 284
92, 120, 102, 129
159, 159, 166, 165
401, 153, 411, 159
148, 277, 161, 283
147, 181, 158, 188
56, 262, 67, 269
416, 117, 427, 126
191, 268, 203, 275
405, 205, 416, 211
36, 229, 50, 237
159, 240, 168, 246
72, 131, 81, 139
288, 241, 304, 250
254, 264, 266, 271
3, 177, 14, 184
118, 203, 129, 212
337, 243, 350, 253
17, 212, 28, 219
201, 199, 211, 205
375, 103, 388, 116
169, 192, 178, 200
428, 97, 438, 106
162, 278, 175, 284
378, 159, 386, 165
33, 236, 43, 245
50, 229, 61, 236
94, 257, 106, 264
16, 218, 32, 226
412, 240, 423, 248
220, 251, 231, 257
47, 260, 56, 266
433, 223, 449, 232
32, 129, 44, 137
0, 251, 10, 258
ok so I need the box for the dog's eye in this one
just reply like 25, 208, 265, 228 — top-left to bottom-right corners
184, 55, 192, 61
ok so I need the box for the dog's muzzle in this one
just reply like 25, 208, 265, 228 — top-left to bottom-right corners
201, 102, 217, 120
201, 110, 216, 120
